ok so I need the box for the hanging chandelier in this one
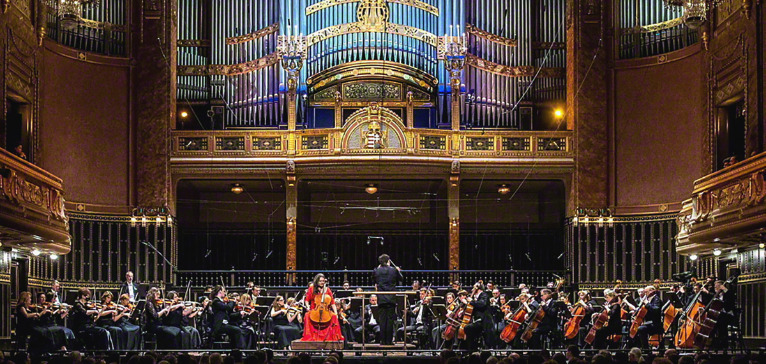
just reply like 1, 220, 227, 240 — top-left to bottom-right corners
57, 0, 99, 30
682, 0, 708, 29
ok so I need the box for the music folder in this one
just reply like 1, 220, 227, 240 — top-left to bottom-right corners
256, 296, 277, 306
431, 304, 448, 321
335, 289, 354, 299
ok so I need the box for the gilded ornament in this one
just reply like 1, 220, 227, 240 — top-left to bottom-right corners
466, 24, 517, 47
466, 54, 564, 78
225, 23, 279, 45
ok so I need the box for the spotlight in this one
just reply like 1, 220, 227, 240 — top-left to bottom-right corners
180, 111, 189, 118
365, 184, 378, 194
760, 243, 765, 249
167, 216, 173, 224
554, 109, 564, 118
155, 216, 162, 224
32, 249, 41, 256
231, 183, 244, 194
50, 254, 58, 260
497, 184, 510, 195
689, 254, 698, 261
713, 249, 721, 256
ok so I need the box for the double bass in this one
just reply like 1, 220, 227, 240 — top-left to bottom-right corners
441, 299, 466, 341
675, 280, 706, 348
693, 274, 737, 349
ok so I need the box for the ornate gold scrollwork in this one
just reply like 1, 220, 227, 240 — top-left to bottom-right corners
306, 0, 438, 16
466, 24, 517, 47
620, 16, 683, 35
466, 54, 564, 78
177, 52, 279, 76
306, 21, 438, 47
225, 23, 279, 45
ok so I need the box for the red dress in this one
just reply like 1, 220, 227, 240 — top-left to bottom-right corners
301, 287, 345, 341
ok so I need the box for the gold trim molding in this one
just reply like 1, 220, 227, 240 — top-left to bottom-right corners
306, 0, 438, 16
466, 54, 565, 78
307, 21, 437, 47
621, 17, 683, 35
466, 24, 517, 47
177, 52, 279, 76
225, 23, 279, 45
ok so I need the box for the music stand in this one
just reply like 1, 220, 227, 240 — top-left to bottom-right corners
431, 296, 445, 305
335, 290, 354, 299
348, 298, 363, 313
431, 304, 448, 321
256, 296, 277, 306
436, 288, 451, 298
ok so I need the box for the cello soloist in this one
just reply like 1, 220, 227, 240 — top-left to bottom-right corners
301, 273, 344, 342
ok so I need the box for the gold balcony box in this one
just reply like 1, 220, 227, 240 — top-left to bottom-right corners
677, 151, 766, 255
0, 148, 70, 255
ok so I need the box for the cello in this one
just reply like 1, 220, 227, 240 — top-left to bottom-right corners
308, 286, 335, 329
584, 303, 609, 345
500, 295, 531, 343
520, 296, 547, 343
564, 298, 587, 340
442, 296, 466, 341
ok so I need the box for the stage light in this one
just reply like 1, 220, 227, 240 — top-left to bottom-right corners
760, 243, 765, 249
497, 184, 510, 195
32, 249, 41, 256
231, 183, 244, 194
130, 216, 137, 226
50, 254, 58, 260
155, 216, 163, 224
180, 111, 189, 118
167, 216, 173, 224
365, 184, 378, 194
689, 254, 698, 261
554, 109, 564, 118
713, 249, 721, 256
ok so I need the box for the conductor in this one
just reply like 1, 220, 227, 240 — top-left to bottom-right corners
373, 254, 402, 345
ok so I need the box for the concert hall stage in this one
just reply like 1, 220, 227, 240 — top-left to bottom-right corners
4, 348, 763, 364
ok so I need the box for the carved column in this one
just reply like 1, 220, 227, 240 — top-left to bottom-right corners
448, 161, 460, 270
285, 161, 297, 282
133, 0, 175, 211
567, 0, 608, 212
278, 35, 305, 155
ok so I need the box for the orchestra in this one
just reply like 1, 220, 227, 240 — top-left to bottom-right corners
11, 265, 740, 353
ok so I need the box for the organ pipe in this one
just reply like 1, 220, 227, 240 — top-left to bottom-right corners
175, 0, 568, 129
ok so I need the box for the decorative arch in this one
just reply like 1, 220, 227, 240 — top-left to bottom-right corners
341, 105, 407, 151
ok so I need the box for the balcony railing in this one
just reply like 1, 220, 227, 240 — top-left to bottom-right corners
677, 151, 766, 255
0, 148, 70, 255
175, 269, 568, 289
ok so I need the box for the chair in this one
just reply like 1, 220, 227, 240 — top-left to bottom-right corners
142, 331, 157, 350
727, 308, 748, 353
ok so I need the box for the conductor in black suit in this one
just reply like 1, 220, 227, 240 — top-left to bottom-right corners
373, 254, 402, 345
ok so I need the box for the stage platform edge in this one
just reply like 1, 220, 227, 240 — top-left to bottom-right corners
291, 340, 344, 350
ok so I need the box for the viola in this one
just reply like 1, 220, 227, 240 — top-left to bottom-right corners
563, 301, 587, 339
308, 287, 335, 327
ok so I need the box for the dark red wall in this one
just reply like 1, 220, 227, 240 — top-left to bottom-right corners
612, 48, 705, 207
38, 46, 131, 206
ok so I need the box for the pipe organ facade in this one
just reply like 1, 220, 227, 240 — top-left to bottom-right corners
175, 0, 567, 129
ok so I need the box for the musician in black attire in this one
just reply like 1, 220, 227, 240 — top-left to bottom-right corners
712, 280, 736, 349
144, 287, 183, 348
95, 292, 126, 350
121, 271, 140, 303
35, 292, 75, 349
114, 294, 141, 350
460, 282, 494, 352
70, 288, 112, 349
15, 292, 54, 352
593, 289, 622, 349
210, 285, 247, 349
526, 288, 561, 349
396, 288, 433, 348
635, 285, 663, 349
356, 294, 381, 342
46, 280, 63, 306
373, 254, 402, 345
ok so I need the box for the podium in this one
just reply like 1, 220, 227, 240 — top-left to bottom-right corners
353, 291, 416, 351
